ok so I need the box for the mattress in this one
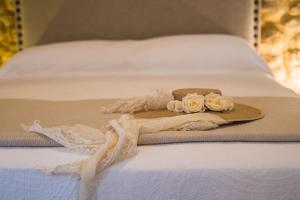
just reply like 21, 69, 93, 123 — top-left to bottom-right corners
1, 73, 300, 200
1, 35, 300, 200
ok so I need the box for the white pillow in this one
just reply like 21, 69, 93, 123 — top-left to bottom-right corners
130, 35, 271, 75
0, 34, 271, 78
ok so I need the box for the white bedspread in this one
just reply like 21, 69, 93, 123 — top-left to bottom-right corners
0, 73, 297, 100
1, 72, 300, 200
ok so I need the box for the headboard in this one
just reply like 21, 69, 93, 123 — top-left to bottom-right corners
15, 0, 260, 50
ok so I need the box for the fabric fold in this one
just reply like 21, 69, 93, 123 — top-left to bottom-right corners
28, 113, 228, 200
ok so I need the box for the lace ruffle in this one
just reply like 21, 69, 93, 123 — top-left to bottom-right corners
27, 113, 228, 200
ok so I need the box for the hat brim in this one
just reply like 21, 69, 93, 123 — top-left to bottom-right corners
134, 103, 264, 122
172, 88, 222, 101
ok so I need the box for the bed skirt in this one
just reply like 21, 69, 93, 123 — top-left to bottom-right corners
0, 97, 300, 147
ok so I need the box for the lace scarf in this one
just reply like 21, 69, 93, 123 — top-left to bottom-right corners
26, 92, 229, 200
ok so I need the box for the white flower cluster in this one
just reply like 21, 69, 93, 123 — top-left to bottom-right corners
167, 93, 234, 114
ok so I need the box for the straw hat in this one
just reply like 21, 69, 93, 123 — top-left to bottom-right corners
134, 88, 264, 122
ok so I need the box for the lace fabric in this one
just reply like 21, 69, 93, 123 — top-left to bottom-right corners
29, 121, 106, 154
28, 111, 228, 200
100, 90, 173, 113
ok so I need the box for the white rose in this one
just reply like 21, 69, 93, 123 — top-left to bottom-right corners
204, 93, 234, 111
167, 100, 184, 112
167, 100, 176, 111
182, 93, 205, 113
174, 100, 184, 112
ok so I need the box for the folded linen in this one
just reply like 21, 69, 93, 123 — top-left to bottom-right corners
1, 97, 300, 200
1, 97, 300, 147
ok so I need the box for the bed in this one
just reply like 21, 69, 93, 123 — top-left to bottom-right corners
1, 0, 300, 200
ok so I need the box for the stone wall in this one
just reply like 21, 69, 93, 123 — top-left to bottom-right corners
0, 0, 17, 65
261, 0, 300, 92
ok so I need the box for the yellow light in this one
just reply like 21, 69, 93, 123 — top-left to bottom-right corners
261, 0, 300, 94
0, 0, 17, 66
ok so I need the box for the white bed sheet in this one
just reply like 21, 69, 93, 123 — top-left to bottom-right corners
1, 72, 300, 200
0, 72, 297, 100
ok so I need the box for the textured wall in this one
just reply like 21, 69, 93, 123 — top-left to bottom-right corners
261, 0, 300, 92
0, 0, 299, 92
0, 0, 17, 65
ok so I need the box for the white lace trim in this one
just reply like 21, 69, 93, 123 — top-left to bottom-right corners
28, 121, 106, 154
27, 113, 228, 200
100, 90, 173, 113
